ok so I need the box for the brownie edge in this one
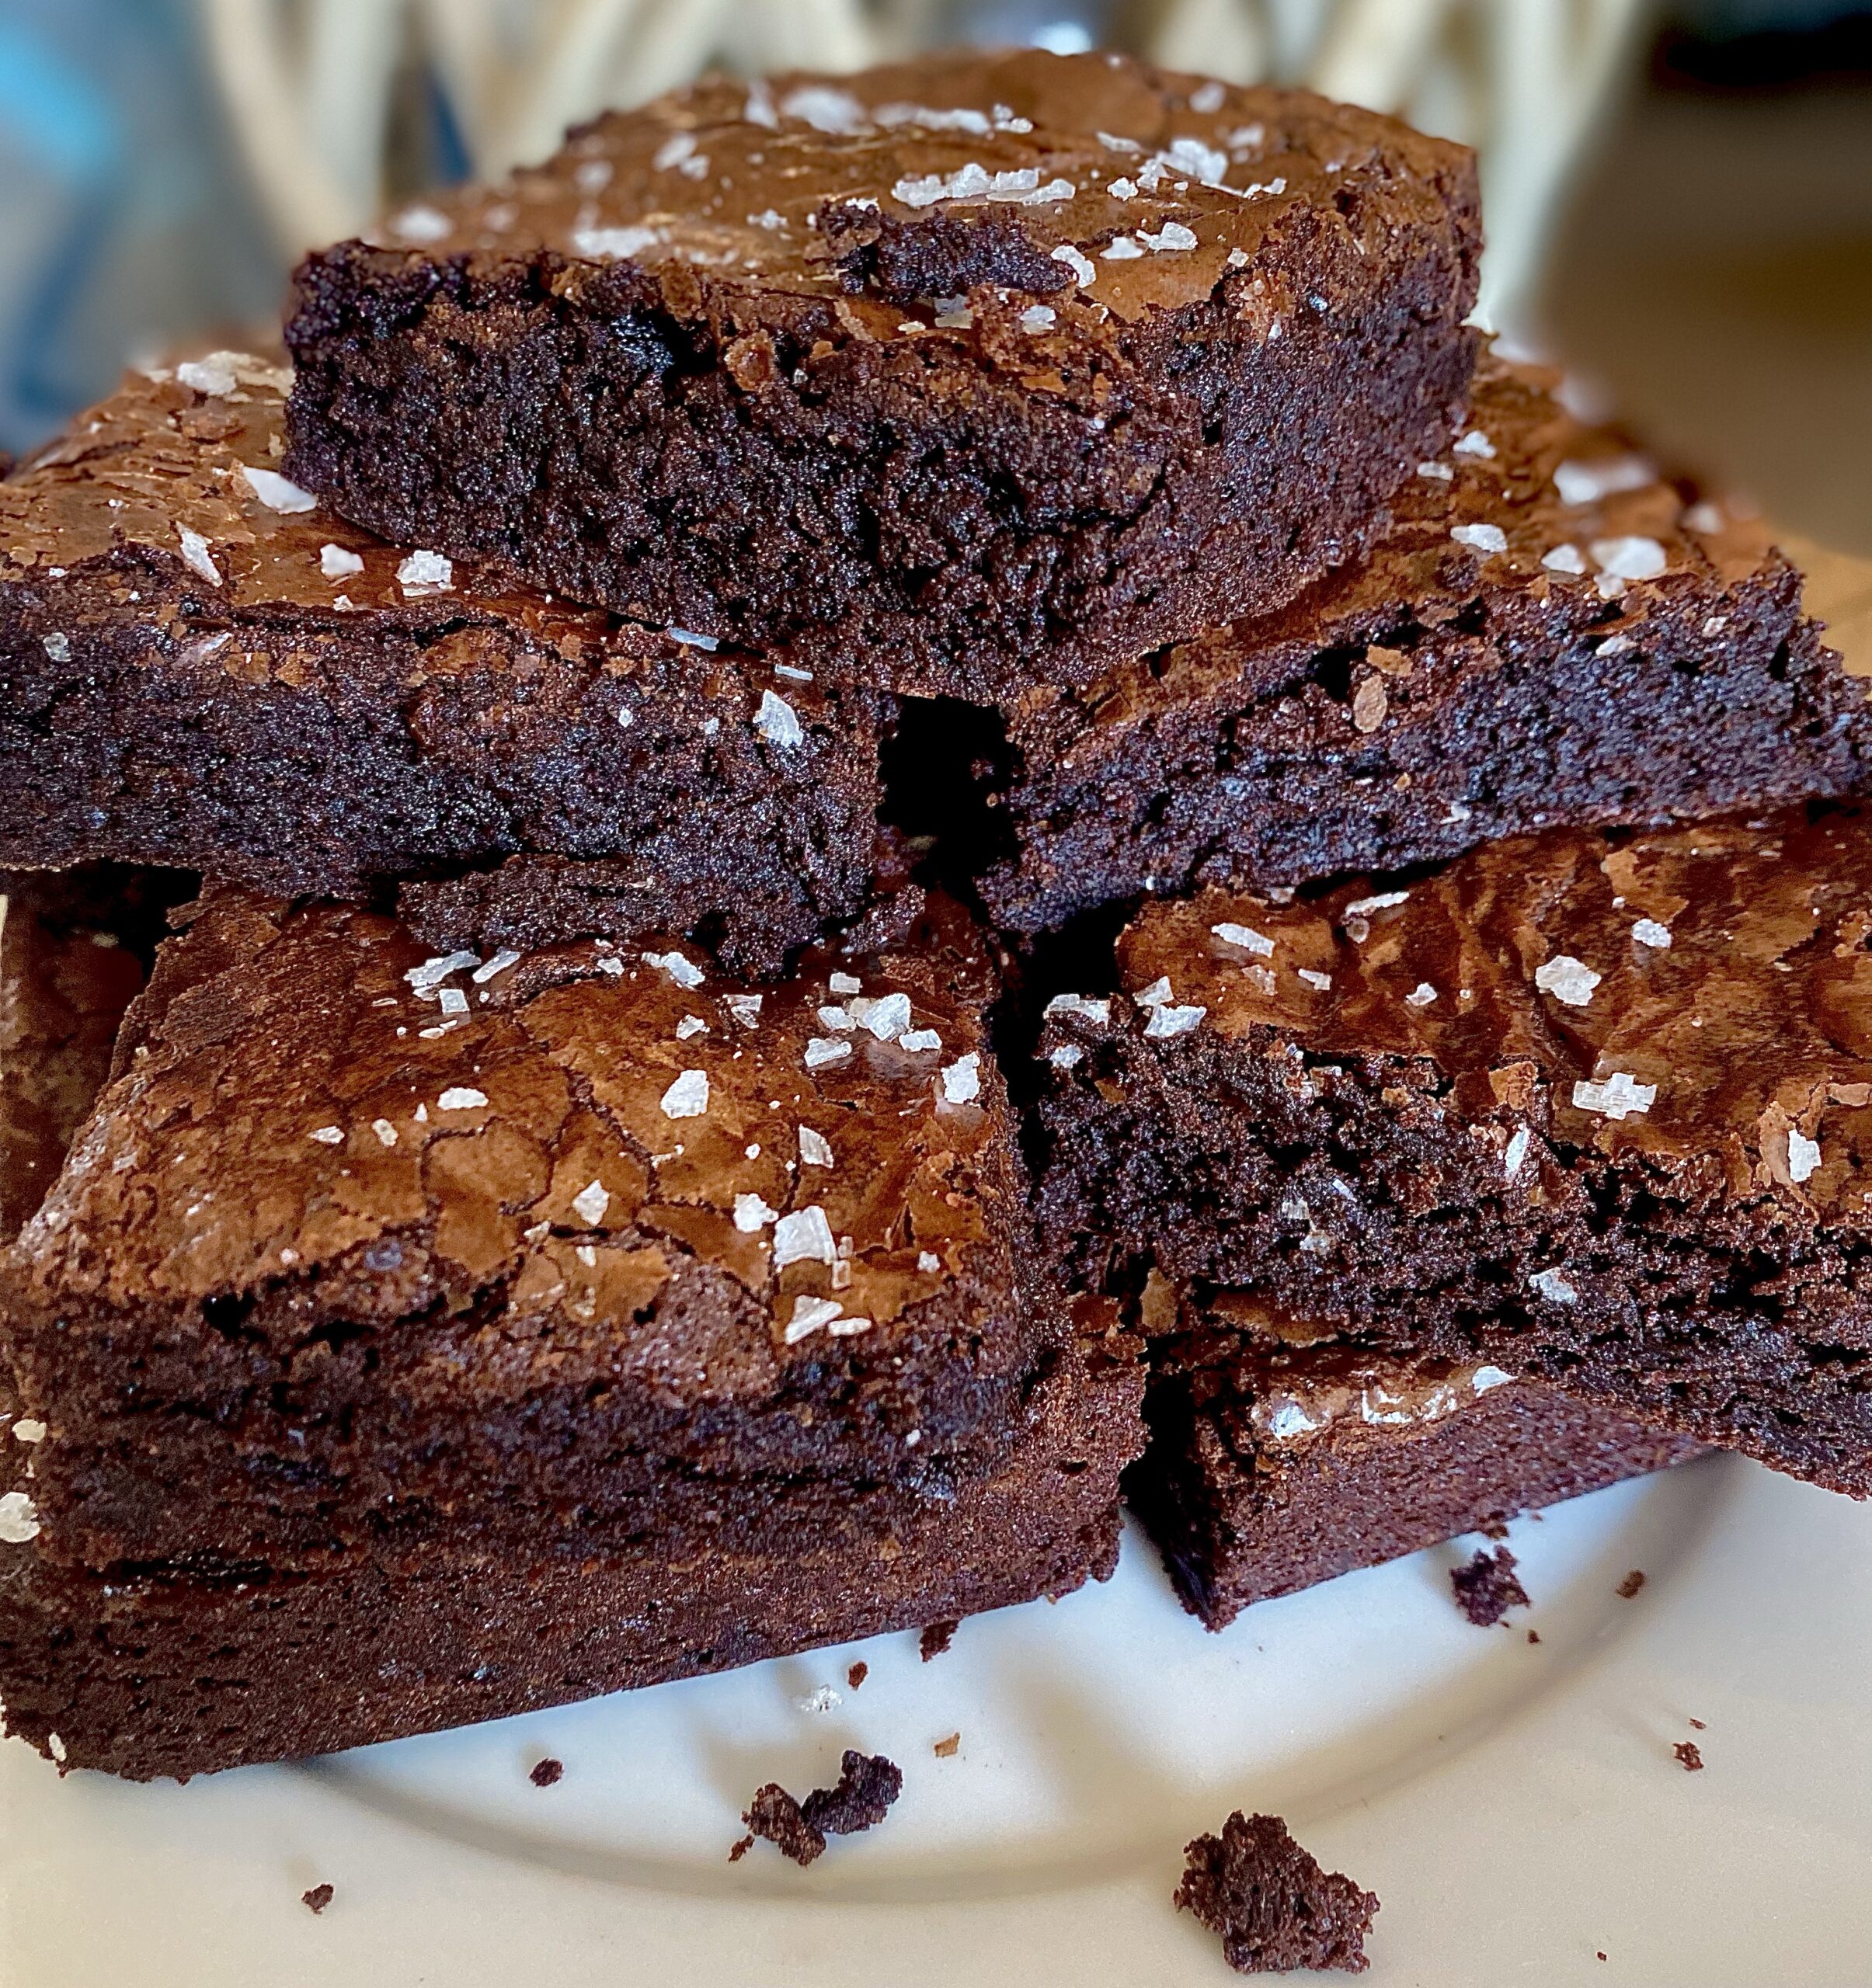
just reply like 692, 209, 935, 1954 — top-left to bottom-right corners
283, 50, 1480, 700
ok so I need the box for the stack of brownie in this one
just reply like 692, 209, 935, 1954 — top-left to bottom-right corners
1, 47, 1867, 1781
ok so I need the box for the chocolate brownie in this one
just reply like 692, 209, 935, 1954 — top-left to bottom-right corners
0, 874, 153, 1242
0, 1327, 1140, 1778
1128, 1284, 1701, 1629
977, 356, 1872, 935
5, 888, 1115, 1571
1035, 808, 1872, 1493
0, 360, 893, 978
282, 49, 1481, 700
1175, 1810, 1379, 1975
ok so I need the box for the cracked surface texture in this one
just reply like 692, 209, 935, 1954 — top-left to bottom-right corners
984, 356, 1872, 933
0, 362, 890, 978
5, 889, 1085, 1569
283, 47, 1480, 700
1037, 809, 1872, 1492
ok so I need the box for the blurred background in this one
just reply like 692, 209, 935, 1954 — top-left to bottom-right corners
0, 0, 1865, 551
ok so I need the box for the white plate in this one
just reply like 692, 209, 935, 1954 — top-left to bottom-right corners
5, 1450, 1870, 1986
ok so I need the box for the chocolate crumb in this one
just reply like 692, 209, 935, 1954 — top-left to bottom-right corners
1526, 1629, 1541, 1644
1175, 1811, 1379, 1975
1615, 1569, 1647, 1600
920, 1618, 957, 1662
1687, 1717, 1707, 1730
743, 1783, 826, 1866
728, 1833, 754, 1862
800, 1750, 903, 1837
1673, 1740, 1705, 1772
301, 1883, 334, 1915
1597, 1952, 1608, 1963
741, 1752, 904, 1865
847, 1661, 868, 1691
1477, 1516, 1511, 1540
1450, 1545, 1529, 1626
530, 1756, 564, 1787
933, 1732, 961, 1757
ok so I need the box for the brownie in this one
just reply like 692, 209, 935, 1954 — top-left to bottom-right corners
1035, 808, 1872, 1493
0, 872, 159, 1243
0, 360, 894, 978
281, 49, 1481, 701
977, 356, 1872, 935
1129, 1284, 1702, 1629
0, 1327, 1140, 1779
4, 887, 1111, 1572
1176, 1810, 1379, 1975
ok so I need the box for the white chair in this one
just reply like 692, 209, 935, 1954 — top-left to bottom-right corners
202, 0, 1647, 327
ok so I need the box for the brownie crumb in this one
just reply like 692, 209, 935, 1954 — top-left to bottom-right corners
1526, 1629, 1541, 1645
847, 1661, 868, 1691
529, 1756, 564, 1787
800, 1750, 903, 1838
743, 1783, 826, 1867
741, 1752, 904, 1865
933, 1732, 961, 1758
1673, 1740, 1705, 1773
1688, 1716, 1707, 1730
1174, 1811, 1380, 1976
1597, 1952, 1608, 1963
301, 1883, 334, 1915
920, 1619, 958, 1662
1450, 1546, 1530, 1626
1615, 1569, 1647, 1600
728, 1833, 754, 1863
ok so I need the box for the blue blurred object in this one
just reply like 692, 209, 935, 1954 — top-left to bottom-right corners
0, 0, 280, 454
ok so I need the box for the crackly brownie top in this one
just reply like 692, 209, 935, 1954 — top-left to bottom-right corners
1006, 353, 1791, 738
1051, 809, 1872, 1215
353, 48, 1473, 328
0, 357, 847, 721
1141, 1279, 1517, 1452
15, 888, 1018, 1386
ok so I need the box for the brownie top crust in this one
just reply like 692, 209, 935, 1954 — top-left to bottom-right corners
0, 356, 791, 698
1109, 809, 1872, 1213
13, 888, 1021, 1408
347, 48, 1470, 331
1142, 1282, 1519, 1454
1007, 353, 1803, 742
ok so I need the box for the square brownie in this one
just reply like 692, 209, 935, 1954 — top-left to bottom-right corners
1035, 808, 1872, 1493
282, 49, 1481, 701
1129, 1282, 1701, 1628
0, 1319, 1140, 1779
977, 356, 1872, 936
0, 359, 894, 978
5, 888, 1109, 1572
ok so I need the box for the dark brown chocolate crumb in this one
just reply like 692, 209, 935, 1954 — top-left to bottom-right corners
1673, 1740, 1705, 1772
1688, 1717, 1707, 1730
743, 1783, 826, 1867
1597, 1952, 1608, 1963
301, 1883, 334, 1915
920, 1619, 958, 1662
529, 1757, 564, 1787
1450, 1546, 1530, 1627
1175, 1811, 1380, 1976
934, 1732, 961, 1758
847, 1661, 868, 1691
1477, 1516, 1512, 1541
800, 1750, 903, 1838
728, 1833, 754, 1863
1616, 1569, 1647, 1600
1527, 1629, 1542, 1645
